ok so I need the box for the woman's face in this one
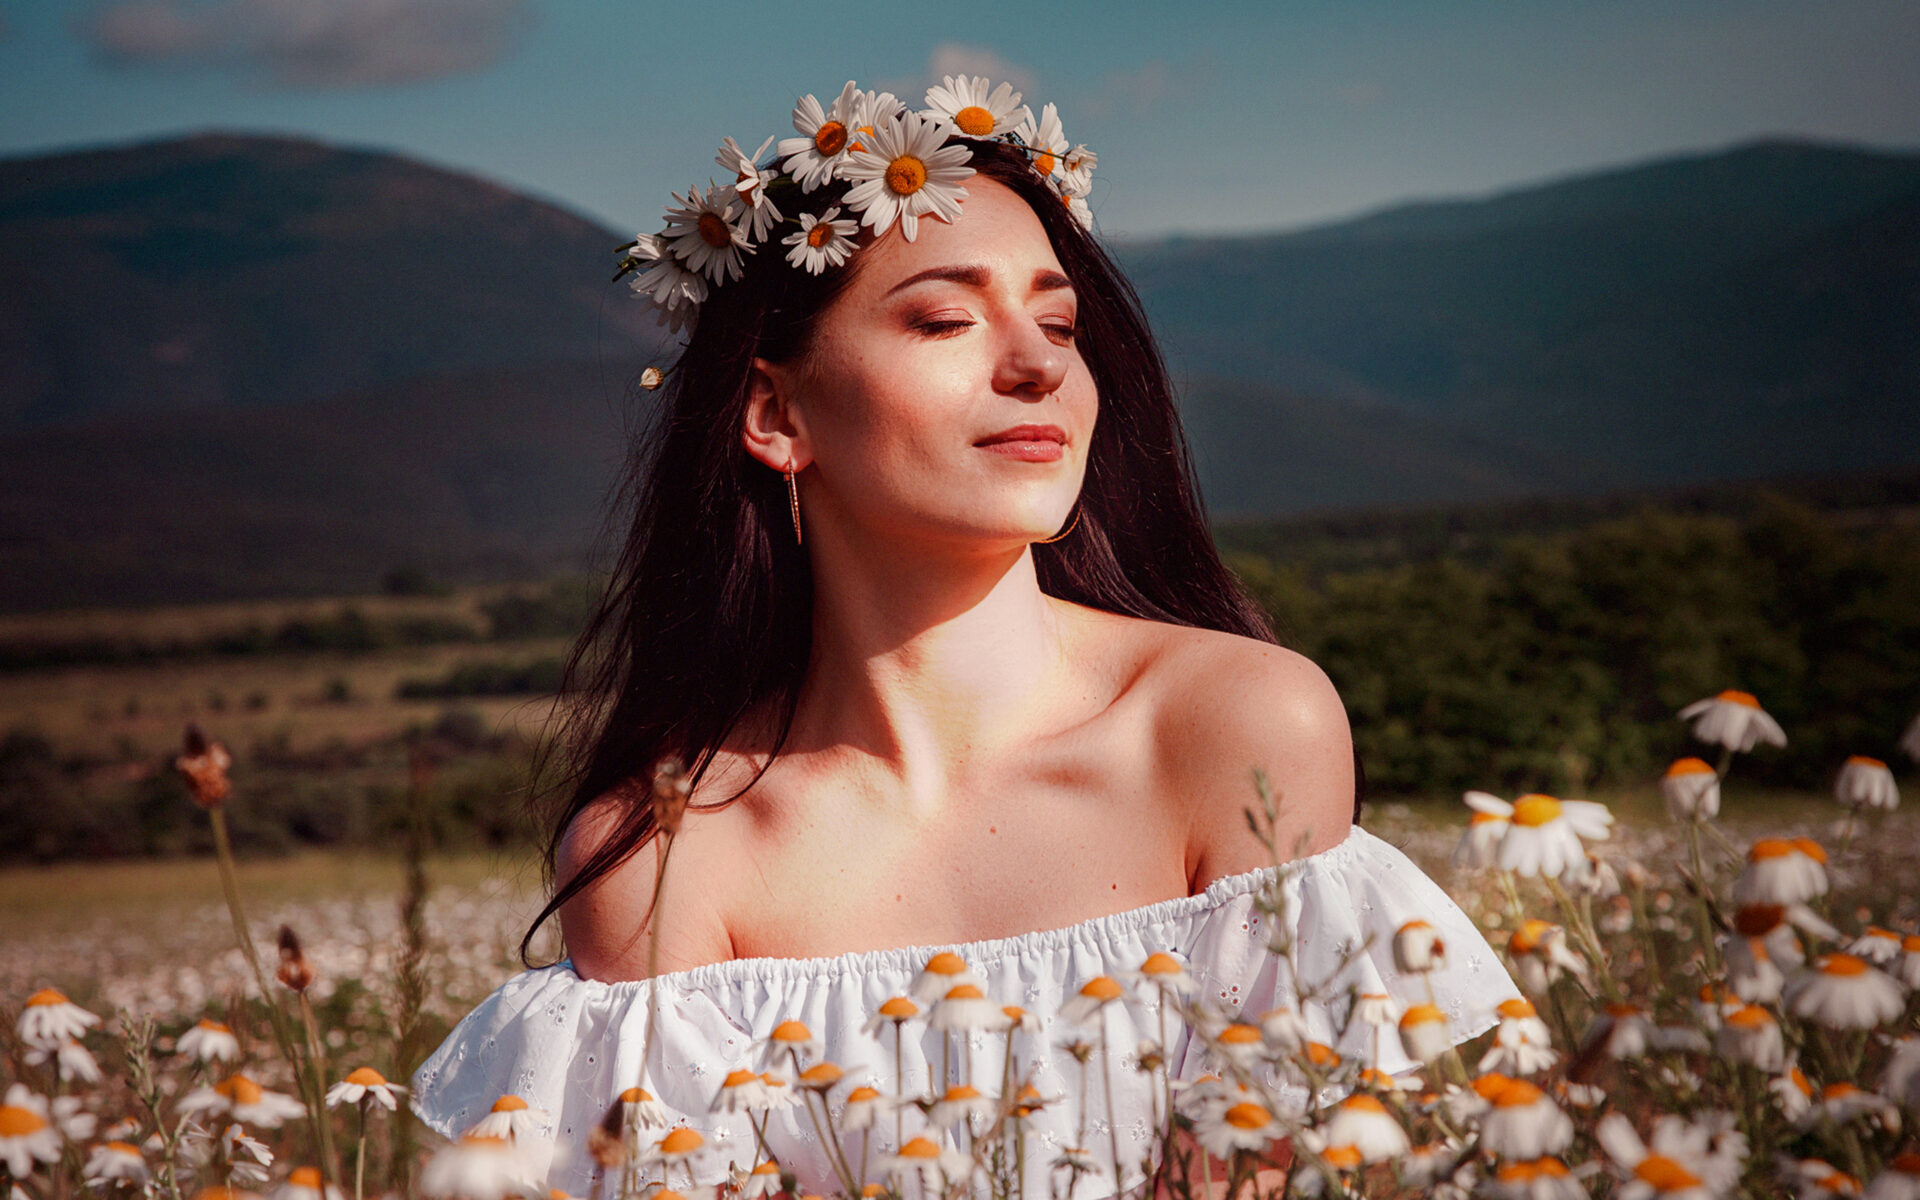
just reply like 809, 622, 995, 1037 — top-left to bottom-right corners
762, 176, 1096, 549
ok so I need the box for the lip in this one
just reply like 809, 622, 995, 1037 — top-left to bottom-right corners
974, 424, 1067, 447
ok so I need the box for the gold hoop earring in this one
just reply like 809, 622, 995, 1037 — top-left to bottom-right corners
1035, 504, 1080, 544
784, 461, 803, 546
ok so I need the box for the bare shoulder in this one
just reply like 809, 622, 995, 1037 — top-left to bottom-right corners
1139, 624, 1355, 888
555, 778, 738, 983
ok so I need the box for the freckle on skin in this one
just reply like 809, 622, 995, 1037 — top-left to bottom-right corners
895, 894, 903, 902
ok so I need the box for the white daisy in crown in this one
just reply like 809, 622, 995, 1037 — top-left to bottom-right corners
783, 206, 859, 275
1014, 102, 1069, 181
1061, 143, 1098, 196
923, 74, 1029, 138
624, 233, 707, 331
840, 109, 975, 242
715, 136, 784, 242
662, 184, 753, 285
779, 81, 864, 192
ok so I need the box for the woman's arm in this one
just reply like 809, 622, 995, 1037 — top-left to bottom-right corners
555, 794, 733, 982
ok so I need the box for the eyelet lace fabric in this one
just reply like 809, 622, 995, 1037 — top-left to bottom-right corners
413, 825, 1520, 1198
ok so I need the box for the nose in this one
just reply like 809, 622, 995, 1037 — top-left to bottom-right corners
991, 315, 1069, 402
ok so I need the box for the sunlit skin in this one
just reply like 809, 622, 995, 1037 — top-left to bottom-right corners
558, 177, 1354, 992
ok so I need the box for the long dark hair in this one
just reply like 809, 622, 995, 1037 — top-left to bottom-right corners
520, 140, 1280, 963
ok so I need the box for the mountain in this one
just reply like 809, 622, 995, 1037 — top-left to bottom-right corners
1121, 139, 1920, 488
0, 132, 662, 430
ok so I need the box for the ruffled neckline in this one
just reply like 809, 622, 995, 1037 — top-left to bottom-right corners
556, 824, 1367, 991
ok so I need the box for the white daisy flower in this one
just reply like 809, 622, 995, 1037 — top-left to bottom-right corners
884, 1136, 973, 1191
1733, 838, 1830, 907
624, 235, 707, 331
910, 953, 982, 1005
1257, 1006, 1310, 1054
1679, 689, 1787, 752
1453, 791, 1513, 868
1059, 975, 1126, 1027
1848, 926, 1905, 965
929, 984, 1008, 1034
639, 1126, 706, 1171
84, 1140, 150, 1189
838, 1086, 892, 1132
419, 1134, 531, 1200
465, 1095, 550, 1143
1061, 144, 1098, 196
177, 1019, 243, 1064
618, 1086, 672, 1132
1321, 1094, 1409, 1163
1392, 919, 1447, 973
781, 206, 858, 275
1900, 934, 1920, 989
1662, 758, 1722, 821
1001, 1005, 1041, 1034
758, 1019, 822, 1073
741, 1160, 783, 1200
179, 1121, 275, 1187
1496, 793, 1613, 880
1814, 1083, 1898, 1130
778, 81, 863, 192
795, 1062, 845, 1094
712, 1069, 775, 1116
325, 1067, 406, 1112
1784, 1158, 1861, 1200
1785, 953, 1905, 1029
1867, 1154, 1920, 1200
922, 75, 1028, 138
179, 1075, 307, 1129
928, 1085, 996, 1134
0, 1085, 63, 1180
1835, 756, 1899, 811
661, 184, 752, 285
270, 1166, 344, 1200
51, 1095, 94, 1142
715, 135, 780, 234
1506, 920, 1587, 994
1191, 1097, 1282, 1160
1398, 1003, 1452, 1063
1477, 1078, 1574, 1161
1063, 193, 1094, 232
1205, 1021, 1267, 1072
1595, 1111, 1740, 1200
1485, 1157, 1585, 1200
1291, 1140, 1364, 1198
1479, 998, 1557, 1076
1725, 935, 1787, 1004
1013, 102, 1068, 180
1715, 1004, 1786, 1071
1881, 1037, 1920, 1108
859, 995, 922, 1038
1130, 951, 1200, 997
17, 988, 100, 1050
839, 109, 974, 242
1773, 1062, 1815, 1121
27, 1037, 102, 1084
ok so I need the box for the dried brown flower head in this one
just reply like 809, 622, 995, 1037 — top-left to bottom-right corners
588, 1098, 627, 1168
652, 755, 691, 836
174, 724, 234, 809
276, 925, 314, 993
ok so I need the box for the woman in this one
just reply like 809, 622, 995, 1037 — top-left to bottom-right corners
413, 79, 1519, 1198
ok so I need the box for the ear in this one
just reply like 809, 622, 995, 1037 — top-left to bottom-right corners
741, 357, 812, 473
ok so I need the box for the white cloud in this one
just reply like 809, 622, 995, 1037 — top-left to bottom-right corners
925, 42, 1037, 97
78, 0, 534, 89
1078, 55, 1205, 122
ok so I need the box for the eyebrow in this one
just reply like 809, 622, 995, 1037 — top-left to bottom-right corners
883, 265, 1074, 298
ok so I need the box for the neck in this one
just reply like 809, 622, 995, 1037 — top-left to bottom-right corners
790, 517, 1073, 805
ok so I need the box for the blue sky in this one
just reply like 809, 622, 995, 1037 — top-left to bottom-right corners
3, 0, 1917, 237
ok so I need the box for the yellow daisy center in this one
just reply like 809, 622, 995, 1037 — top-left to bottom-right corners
1510, 794, 1563, 826
659, 1127, 703, 1155
952, 105, 997, 136
107, 1142, 141, 1156
1789, 1067, 1810, 1095
1666, 757, 1714, 776
1222, 1101, 1272, 1130
751, 1162, 780, 1176
490, 1094, 528, 1112
196, 1019, 232, 1032
344, 1067, 386, 1087
799, 1063, 843, 1086
806, 223, 834, 248
1002, 1005, 1026, 1021
1734, 905, 1785, 934
1748, 838, 1793, 861
696, 212, 732, 249
1492, 1080, 1546, 1108
1818, 953, 1868, 977
0, 1105, 49, 1136
1469, 811, 1506, 825
884, 155, 929, 196
1079, 976, 1123, 1000
1791, 837, 1828, 864
1033, 150, 1056, 176
813, 122, 848, 157
289, 1168, 323, 1189
1302, 1042, 1340, 1068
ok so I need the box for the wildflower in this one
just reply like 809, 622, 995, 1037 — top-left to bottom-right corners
1848, 926, 1904, 965
1477, 1078, 1574, 1160
740, 1160, 783, 1200
922, 74, 1028, 138
757, 1020, 820, 1071
178, 1019, 243, 1063
1581, 1003, 1707, 1060
1454, 792, 1511, 868
1134, 951, 1199, 996
859, 995, 921, 1038
0, 1084, 63, 1179
1059, 975, 1126, 1026
325, 1067, 406, 1111
1506, 920, 1587, 993
928, 984, 1008, 1033
466, 1095, 550, 1142
1785, 953, 1905, 1029
1192, 1098, 1282, 1159
1321, 1094, 1410, 1162
1814, 1082, 1898, 1130
1134, 1038, 1166, 1074
623, 237, 705, 330
1496, 793, 1614, 880
26, 1036, 102, 1084
1725, 937, 1788, 1004
51, 1096, 95, 1141
795, 1062, 844, 1091
1867, 1154, 1920, 1200
1399, 1003, 1452, 1063
639, 1127, 705, 1174
1352, 992, 1400, 1030
713, 1069, 775, 1116
617, 1086, 672, 1132
782, 207, 858, 275
1401, 1140, 1464, 1188
713, 135, 782, 241
85, 1141, 150, 1188
1290, 1141, 1362, 1197
1734, 839, 1830, 907
839, 1086, 891, 1132
1484, 1157, 1584, 1200
1715, 1004, 1786, 1071
910, 953, 981, 1004
1009, 1082, 1052, 1118
840, 109, 976, 242
661, 184, 751, 286
269, 1167, 343, 1200
1000, 1005, 1041, 1034
1171, 1073, 1231, 1122
778, 81, 864, 191
174, 724, 233, 808
1051, 1145, 1099, 1179
1790, 1160, 1865, 1200
1772, 1062, 1815, 1121
419, 1134, 530, 1200
1884, 1037, 1920, 1108
180, 1075, 308, 1129
1595, 1110, 1743, 1199
928, 1085, 995, 1134
883, 1136, 973, 1190
17, 988, 101, 1049
1393, 919, 1447, 973
1900, 935, 1920, 989
1479, 998, 1558, 1076
1257, 1006, 1309, 1054
1207, 1021, 1266, 1071
1011, 102, 1066, 179
275, 927, 313, 994
1679, 689, 1787, 752
1834, 756, 1899, 811
1292, 1041, 1343, 1080
1662, 758, 1722, 821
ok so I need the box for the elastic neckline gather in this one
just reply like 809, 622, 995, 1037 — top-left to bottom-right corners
556, 826, 1367, 992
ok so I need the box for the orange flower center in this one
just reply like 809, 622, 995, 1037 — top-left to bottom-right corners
878, 996, 919, 1019
219, 1076, 264, 1106
1716, 689, 1759, 707
1665, 757, 1714, 776
1634, 1157, 1702, 1189
490, 1094, 527, 1112
696, 212, 732, 249
1302, 1042, 1340, 1068
1734, 905, 1785, 934
1496, 998, 1537, 1019
924, 952, 966, 976
1080, 976, 1123, 1000
944, 984, 986, 1001
751, 1162, 780, 1176
289, 1168, 323, 1189
1222, 1102, 1272, 1130
942, 1085, 981, 1102
1510, 795, 1563, 826
885, 155, 929, 196
1140, 952, 1183, 975
344, 1067, 386, 1087
658, 1128, 703, 1155
106, 1142, 140, 1156
1726, 1005, 1774, 1028
846, 1086, 882, 1103
1338, 1094, 1389, 1115
1492, 1080, 1546, 1108
806, 223, 834, 248
1818, 953, 1869, 976
620, 1087, 654, 1103
771, 1019, 812, 1043
1401, 1003, 1445, 1027
800, 1064, 843, 1086
723, 1069, 758, 1088
1218, 1023, 1261, 1044
897, 1137, 941, 1159
1791, 837, 1828, 864
1748, 838, 1793, 861
0, 1105, 49, 1136
813, 122, 848, 156
1321, 1145, 1363, 1170
1033, 151, 1056, 176
1844, 755, 1885, 769
952, 105, 997, 136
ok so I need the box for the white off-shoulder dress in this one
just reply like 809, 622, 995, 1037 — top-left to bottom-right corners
413, 825, 1519, 1199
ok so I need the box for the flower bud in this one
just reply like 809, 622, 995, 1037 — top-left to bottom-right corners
174, 724, 233, 809
276, 925, 314, 993
652, 755, 691, 835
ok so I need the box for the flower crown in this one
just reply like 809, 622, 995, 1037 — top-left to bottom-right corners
614, 77, 1097, 333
